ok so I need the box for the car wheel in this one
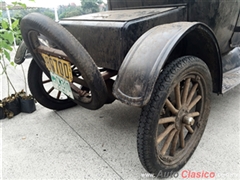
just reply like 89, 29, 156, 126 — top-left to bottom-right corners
137, 56, 212, 177
20, 13, 108, 110
28, 59, 77, 110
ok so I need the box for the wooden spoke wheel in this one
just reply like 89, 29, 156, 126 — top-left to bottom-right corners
28, 60, 77, 110
21, 13, 108, 110
137, 56, 212, 177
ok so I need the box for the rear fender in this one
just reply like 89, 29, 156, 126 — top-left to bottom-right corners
113, 22, 222, 107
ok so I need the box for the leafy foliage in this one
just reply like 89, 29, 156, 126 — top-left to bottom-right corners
0, 12, 18, 61
81, 0, 103, 14
58, 5, 83, 19
0, 1, 33, 95
2, 0, 107, 23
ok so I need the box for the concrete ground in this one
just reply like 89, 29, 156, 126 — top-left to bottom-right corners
0, 55, 240, 180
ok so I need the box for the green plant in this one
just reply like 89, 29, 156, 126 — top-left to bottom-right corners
0, 1, 36, 118
0, 10, 19, 96
0, 1, 34, 96
81, 0, 103, 14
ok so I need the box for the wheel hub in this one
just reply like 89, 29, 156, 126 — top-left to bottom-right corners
182, 115, 195, 126
175, 106, 188, 130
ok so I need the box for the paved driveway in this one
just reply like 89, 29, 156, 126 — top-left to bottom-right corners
0, 58, 240, 179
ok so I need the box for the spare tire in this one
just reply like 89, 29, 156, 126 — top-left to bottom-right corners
20, 13, 108, 110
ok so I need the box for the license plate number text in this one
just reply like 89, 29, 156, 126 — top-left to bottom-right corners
41, 53, 73, 82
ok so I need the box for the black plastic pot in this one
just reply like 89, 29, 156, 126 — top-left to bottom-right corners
0, 107, 5, 120
20, 98, 36, 113
5, 97, 21, 116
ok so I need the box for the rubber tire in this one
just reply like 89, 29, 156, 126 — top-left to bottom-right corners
28, 59, 76, 110
137, 56, 212, 177
20, 13, 108, 110
14, 40, 28, 64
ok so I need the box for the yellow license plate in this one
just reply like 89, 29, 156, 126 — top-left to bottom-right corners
41, 53, 73, 82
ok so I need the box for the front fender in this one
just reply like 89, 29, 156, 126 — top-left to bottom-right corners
113, 22, 220, 107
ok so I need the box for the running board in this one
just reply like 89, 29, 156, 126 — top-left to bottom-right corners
222, 66, 240, 93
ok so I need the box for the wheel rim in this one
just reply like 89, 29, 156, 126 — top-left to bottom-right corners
156, 74, 205, 165
42, 72, 70, 101
41, 62, 92, 103
20, 13, 108, 109
28, 32, 93, 103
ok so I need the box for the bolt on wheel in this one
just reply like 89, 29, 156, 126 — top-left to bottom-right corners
28, 59, 77, 110
157, 75, 203, 163
21, 13, 108, 110
137, 56, 212, 177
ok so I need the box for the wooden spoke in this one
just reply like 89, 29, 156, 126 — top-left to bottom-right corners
179, 125, 185, 148
188, 95, 202, 111
186, 83, 199, 105
47, 87, 54, 94
42, 79, 51, 84
156, 124, 175, 144
181, 78, 191, 104
158, 117, 176, 124
165, 99, 178, 115
56, 91, 61, 99
185, 125, 194, 134
170, 131, 180, 156
175, 83, 181, 109
73, 76, 88, 88
161, 129, 178, 155
70, 83, 89, 97
188, 112, 200, 117
81, 91, 89, 97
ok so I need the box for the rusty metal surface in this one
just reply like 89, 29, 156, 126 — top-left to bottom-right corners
60, 6, 187, 70
65, 8, 174, 22
37, 45, 70, 62
20, 1, 240, 108
37, 44, 117, 98
108, 0, 184, 10
113, 22, 221, 107
59, 20, 124, 70
108, 0, 240, 54
222, 66, 240, 93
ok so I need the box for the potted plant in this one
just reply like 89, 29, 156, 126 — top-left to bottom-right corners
0, 100, 6, 119
0, 59, 22, 118
14, 39, 36, 113
18, 89, 36, 113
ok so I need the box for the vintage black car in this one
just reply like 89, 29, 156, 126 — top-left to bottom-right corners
17, 0, 240, 177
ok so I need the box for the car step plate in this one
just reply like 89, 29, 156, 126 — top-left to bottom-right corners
222, 66, 240, 93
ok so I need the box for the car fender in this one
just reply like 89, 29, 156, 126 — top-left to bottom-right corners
113, 22, 222, 107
